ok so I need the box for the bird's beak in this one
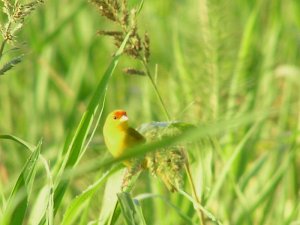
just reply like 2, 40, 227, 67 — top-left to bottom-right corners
119, 115, 128, 122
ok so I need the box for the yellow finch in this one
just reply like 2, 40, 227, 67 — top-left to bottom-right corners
103, 110, 185, 192
103, 109, 145, 167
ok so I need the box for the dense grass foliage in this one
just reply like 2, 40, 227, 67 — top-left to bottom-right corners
0, 0, 299, 224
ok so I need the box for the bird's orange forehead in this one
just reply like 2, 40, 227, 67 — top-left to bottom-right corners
113, 110, 127, 119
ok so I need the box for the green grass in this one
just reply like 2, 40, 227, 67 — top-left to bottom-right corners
0, 0, 300, 224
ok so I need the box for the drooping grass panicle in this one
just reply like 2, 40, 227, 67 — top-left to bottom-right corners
91, 0, 149, 64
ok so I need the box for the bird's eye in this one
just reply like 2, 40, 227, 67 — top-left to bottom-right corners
113, 116, 117, 120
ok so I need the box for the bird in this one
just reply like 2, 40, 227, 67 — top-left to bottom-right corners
103, 109, 186, 192
103, 109, 146, 167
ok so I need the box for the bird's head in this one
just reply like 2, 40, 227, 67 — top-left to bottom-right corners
104, 110, 129, 131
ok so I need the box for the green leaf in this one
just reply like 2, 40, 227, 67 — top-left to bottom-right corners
226, 7, 258, 117
52, 31, 132, 216
29, 186, 52, 225
118, 192, 146, 225
61, 168, 117, 225
0, 135, 53, 225
98, 169, 124, 225
135, 193, 194, 224
0, 134, 35, 151
1, 141, 41, 225
239, 152, 269, 190
206, 123, 258, 206
236, 153, 290, 224
178, 189, 222, 225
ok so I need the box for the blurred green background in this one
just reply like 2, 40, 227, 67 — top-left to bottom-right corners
0, 0, 299, 224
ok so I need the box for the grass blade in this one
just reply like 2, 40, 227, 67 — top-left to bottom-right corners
0, 134, 54, 225
52, 32, 131, 215
226, 7, 258, 117
61, 168, 118, 225
206, 123, 258, 206
239, 152, 269, 190
118, 192, 147, 225
178, 189, 222, 225
1, 141, 41, 225
0, 134, 35, 151
98, 169, 124, 225
135, 193, 194, 224
236, 153, 291, 224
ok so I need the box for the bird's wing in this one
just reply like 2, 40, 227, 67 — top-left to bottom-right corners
126, 127, 146, 144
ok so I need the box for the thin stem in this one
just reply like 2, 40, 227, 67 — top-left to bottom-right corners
141, 59, 171, 121
184, 158, 206, 225
0, 40, 7, 60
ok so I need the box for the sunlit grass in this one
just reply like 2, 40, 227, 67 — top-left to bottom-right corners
0, 0, 299, 224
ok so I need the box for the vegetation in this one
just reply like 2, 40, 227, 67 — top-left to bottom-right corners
0, 0, 299, 224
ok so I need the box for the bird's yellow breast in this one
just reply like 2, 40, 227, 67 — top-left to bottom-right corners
104, 129, 129, 157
